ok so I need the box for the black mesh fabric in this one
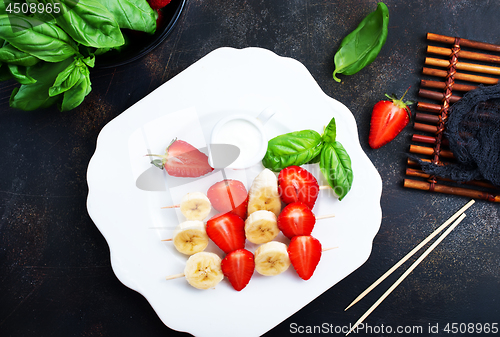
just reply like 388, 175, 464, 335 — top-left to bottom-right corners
416, 84, 500, 186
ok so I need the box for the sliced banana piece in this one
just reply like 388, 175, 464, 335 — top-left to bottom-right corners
245, 210, 279, 244
247, 168, 281, 217
172, 220, 209, 255
254, 241, 291, 276
184, 252, 224, 289
180, 192, 212, 220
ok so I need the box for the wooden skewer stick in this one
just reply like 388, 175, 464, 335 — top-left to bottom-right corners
161, 186, 333, 209
165, 246, 339, 280
161, 204, 180, 209
165, 273, 185, 280
411, 134, 449, 146
344, 200, 474, 311
161, 214, 335, 242
345, 212, 468, 336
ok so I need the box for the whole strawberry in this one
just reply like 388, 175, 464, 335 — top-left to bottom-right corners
148, 0, 171, 10
368, 88, 413, 149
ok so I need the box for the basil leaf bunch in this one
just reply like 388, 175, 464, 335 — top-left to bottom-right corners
262, 117, 353, 200
0, 0, 158, 111
333, 2, 389, 83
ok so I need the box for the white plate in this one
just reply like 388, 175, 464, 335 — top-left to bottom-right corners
87, 47, 382, 337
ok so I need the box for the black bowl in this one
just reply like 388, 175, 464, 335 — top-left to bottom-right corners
95, 0, 186, 69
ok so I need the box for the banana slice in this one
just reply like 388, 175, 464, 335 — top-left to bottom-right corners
245, 210, 279, 244
254, 241, 291, 276
247, 168, 281, 217
180, 192, 212, 220
184, 252, 224, 289
172, 220, 209, 255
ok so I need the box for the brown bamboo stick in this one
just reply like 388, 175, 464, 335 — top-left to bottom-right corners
414, 122, 437, 133
406, 168, 497, 189
404, 179, 500, 202
418, 88, 462, 103
407, 158, 447, 166
409, 144, 455, 159
416, 101, 441, 113
422, 67, 499, 85
415, 112, 439, 124
412, 134, 449, 146
425, 57, 500, 76
427, 33, 500, 53
427, 45, 500, 64
420, 79, 478, 92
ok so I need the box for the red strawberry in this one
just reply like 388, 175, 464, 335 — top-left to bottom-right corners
278, 165, 319, 209
206, 213, 245, 254
148, 139, 214, 177
207, 180, 248, 219
277, 202, 316, 239
155, 9, 165, 28
221, 249, 255, 291
288, 235, 322, 280
368, 88, 413, 149
147, 0, 171, 10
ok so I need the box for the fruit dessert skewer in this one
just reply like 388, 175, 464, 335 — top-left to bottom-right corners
165, 238, 337, 290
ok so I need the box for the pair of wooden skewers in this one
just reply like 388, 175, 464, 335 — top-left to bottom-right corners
344, 199, 475, 336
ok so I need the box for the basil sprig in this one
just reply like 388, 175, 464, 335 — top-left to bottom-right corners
0, 0, 158, 111
333, 2, 389, 82
262, 117, 353, 200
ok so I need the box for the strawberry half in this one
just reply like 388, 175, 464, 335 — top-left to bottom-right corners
277, 202, 316, 239
368, 89, 413, 149
207, 180, 248, 219
148, 139, 214, 177
278, 165, 319, 209
147, 0, 171, 10
206, 213, 246, 254
221, 248, 255, 291
288, 235, 322, 280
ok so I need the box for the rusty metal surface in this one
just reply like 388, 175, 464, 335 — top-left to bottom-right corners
1, 1, 499, 336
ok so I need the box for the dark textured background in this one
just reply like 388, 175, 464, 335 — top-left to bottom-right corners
1, 0, 499, 336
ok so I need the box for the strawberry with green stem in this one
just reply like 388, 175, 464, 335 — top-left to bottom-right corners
146, 138, 214, 178
368, 87, 414, 149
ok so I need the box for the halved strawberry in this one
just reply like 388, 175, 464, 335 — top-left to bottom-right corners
368, 89, 413, 149
206, 213, 245, 254
148, 139, 214, 177
221, 248, 255, 291
147, 0, 171, 10
276, 202, 316, 239
278, 165, 319, 209
288, 235, 322, 280
207, 180, 248, 219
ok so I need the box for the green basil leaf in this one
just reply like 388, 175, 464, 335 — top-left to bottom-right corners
40, 0, 125, 48
59, 66, 91, 111
7, 63, 36, 84
323, 117, 336, 143
0, 14, 78, 62
0, 42, 40, 66
333, 2, 389, 82
48, 59, 78, 96
100, 0, 156, 34
262, 130, 323, 172
9, 57, 73, 110
320, 141, 353, 200
0, 62, 13, 81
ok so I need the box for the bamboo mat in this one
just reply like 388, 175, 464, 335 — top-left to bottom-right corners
404, 33, 500, 202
